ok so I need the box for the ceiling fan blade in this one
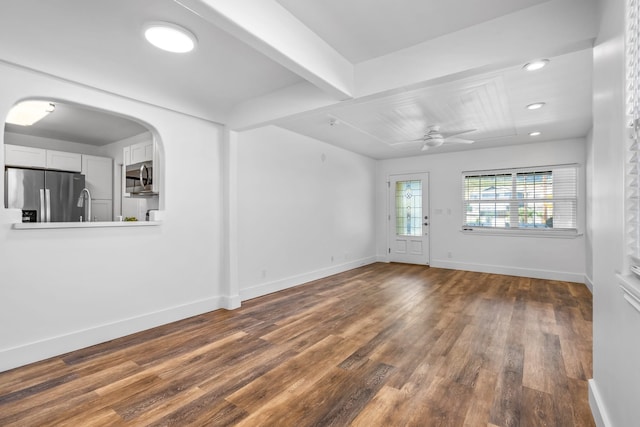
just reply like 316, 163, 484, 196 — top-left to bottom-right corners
439, 128, 477, 138
444, 137, 475, 144
389, 137, 426, 145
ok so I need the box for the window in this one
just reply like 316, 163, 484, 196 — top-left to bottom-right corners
395, 180, 422, 236
462, 165, 578, 234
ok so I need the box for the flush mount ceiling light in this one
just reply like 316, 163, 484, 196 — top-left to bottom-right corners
523, 59, 549, 71
526, 102, 546, 110
6, 100, 55, 126
144, 22, 196, 53
529, 131, 542, 136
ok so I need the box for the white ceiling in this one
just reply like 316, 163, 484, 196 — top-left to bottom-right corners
274, 0, 550, 62
0, 0, 597, 158
5, 102, 149, 146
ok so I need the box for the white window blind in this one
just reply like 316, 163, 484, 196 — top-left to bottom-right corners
626, 0, 640, 266
462, 165, 578, 234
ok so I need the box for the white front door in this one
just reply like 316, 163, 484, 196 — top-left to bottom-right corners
388, 173, 430, 265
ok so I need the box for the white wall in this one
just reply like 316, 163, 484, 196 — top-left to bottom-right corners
377, 139, 586, 282
0, 62, 228, 372
235, 125, 377, 300
588, 0, 640, 425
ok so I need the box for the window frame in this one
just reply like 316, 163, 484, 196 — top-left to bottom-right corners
626, 0, 640, 269
461, 164, 580, 238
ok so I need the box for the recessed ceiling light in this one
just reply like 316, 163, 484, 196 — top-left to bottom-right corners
526, 102, 546, 110
6, 100, 56, 126
144, 22, 196, 53
523, 59, 549, 71
529, 131, 542, 136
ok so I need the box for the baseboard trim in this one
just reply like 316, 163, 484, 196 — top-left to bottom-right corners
589, 379, 612, 427
430, 259, 584, 283
0, 296, 226, 373
239, 256, 378, 301
221, 294, 242, 310
585, 274, 594, 293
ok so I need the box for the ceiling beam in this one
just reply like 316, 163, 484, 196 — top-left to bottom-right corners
354, 0, 598, 97
175, 0, 354, 100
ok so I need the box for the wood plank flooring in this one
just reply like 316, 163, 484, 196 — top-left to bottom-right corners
0, 263, 594, 426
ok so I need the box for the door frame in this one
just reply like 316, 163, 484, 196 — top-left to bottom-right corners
387, 172, 431, 265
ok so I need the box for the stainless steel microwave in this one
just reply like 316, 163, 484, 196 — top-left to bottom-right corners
125, 161, 156, 195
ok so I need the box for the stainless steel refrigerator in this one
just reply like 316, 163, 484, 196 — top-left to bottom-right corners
4, 167, 85, 222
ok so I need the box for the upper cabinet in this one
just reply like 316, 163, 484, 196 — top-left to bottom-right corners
4, 144, 46, 168
46, 149, 82, 172
130, 140, 153, 165
5, 145, 81, 172
81, 155, 113, 200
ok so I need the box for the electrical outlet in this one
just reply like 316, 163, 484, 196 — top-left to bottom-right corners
447, 251, 453, 259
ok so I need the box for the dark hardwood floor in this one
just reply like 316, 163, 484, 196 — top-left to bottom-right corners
0, 263, 594, 426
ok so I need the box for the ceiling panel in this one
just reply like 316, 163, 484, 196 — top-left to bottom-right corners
5, 101, 149, 146
328, 75, 516, 147
0, 0, 303, 121
275, 0, 550, 62
277, 48, 592, 159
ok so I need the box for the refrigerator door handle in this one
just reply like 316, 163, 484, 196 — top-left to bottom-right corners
45, 188, 51, 222
39, 189, 45, 223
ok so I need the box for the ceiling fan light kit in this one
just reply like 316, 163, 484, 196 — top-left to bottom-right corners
410, 126, 476, 152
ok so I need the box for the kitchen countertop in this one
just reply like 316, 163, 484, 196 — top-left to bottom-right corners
12, 221, 161, 230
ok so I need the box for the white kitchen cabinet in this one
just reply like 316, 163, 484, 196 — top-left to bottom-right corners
4, 144, 46, 168
123, 138, 160, 197
46, 149, 82, 172
123, 146, 131, 167
81, 155, 113, 200
4, 145, 82, 172
90, 199, 113, 222
130, 140, 153, 164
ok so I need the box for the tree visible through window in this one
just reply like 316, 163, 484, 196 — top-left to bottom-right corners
462, 165, 578, 232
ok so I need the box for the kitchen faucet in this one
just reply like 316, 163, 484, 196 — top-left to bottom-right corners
77, 188, 92, 222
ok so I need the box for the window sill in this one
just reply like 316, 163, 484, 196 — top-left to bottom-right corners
11, 221, 161, 230
460, 228, 582, 238
617, 273, 640, 314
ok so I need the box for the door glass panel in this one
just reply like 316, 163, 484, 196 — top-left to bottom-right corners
395, 180, 422, 236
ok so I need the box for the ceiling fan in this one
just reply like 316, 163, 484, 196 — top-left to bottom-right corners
407, 126, 476, 151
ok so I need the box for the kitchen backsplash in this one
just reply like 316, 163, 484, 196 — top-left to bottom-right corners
122, 196, 159, 221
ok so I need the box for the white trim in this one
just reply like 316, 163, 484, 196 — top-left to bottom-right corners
461, 164, 579, 234
618, 273, 640, 313
11, 220, 162, 229
460, 228, 582, 238
387, 172, 431, 266
589, 379, 613, 427
462, 162, 579, 175
240, 256, 377, 301
584, 274, 594, 293
0, 296, 226, 373
220, 294, 242, 310
430, 259, 584, 283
